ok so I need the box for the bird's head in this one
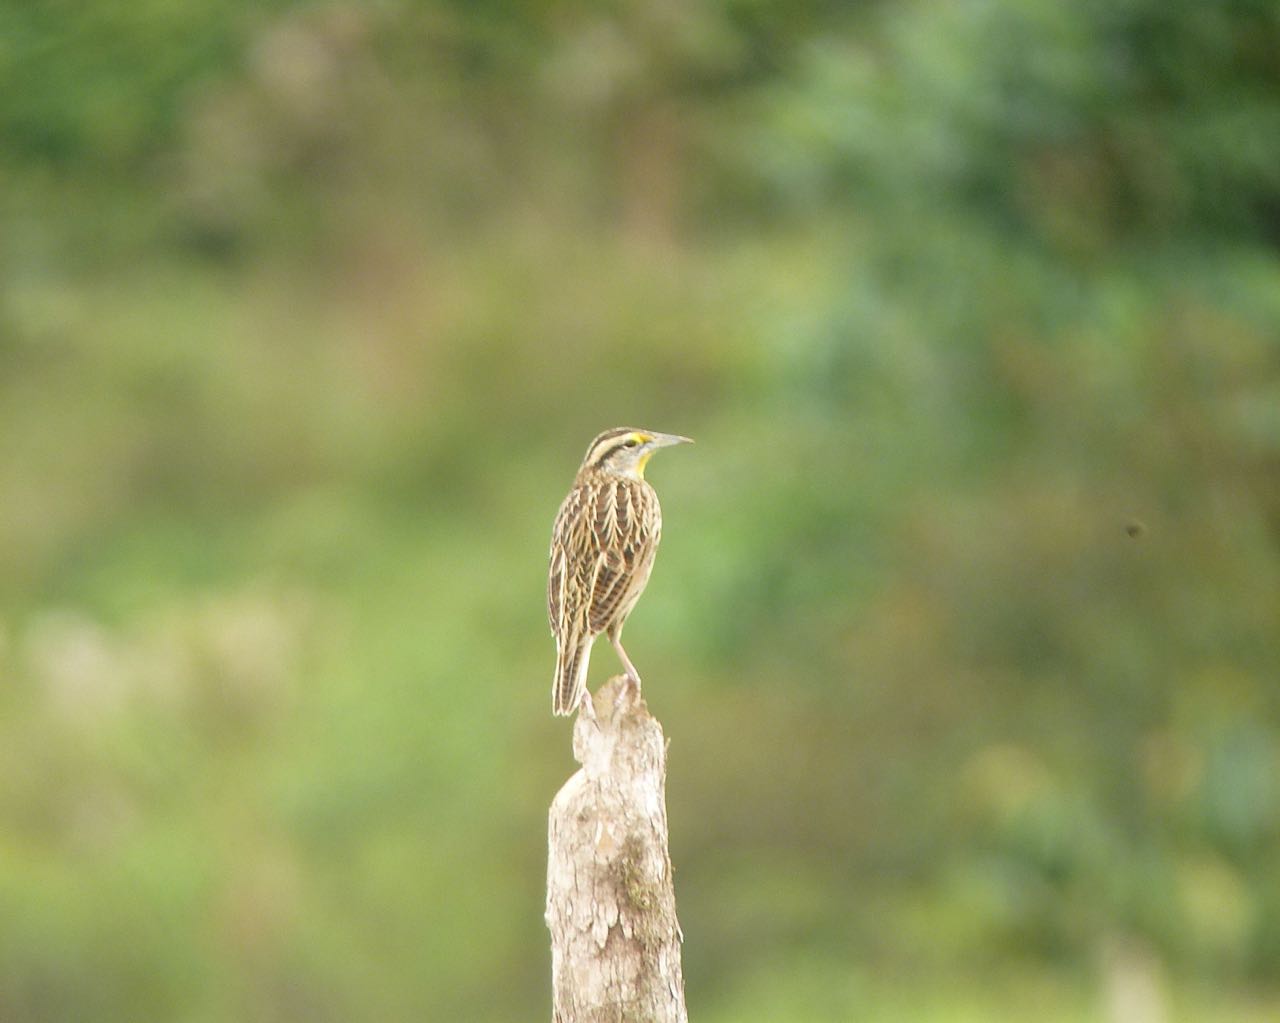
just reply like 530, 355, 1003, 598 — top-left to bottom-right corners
580, 427, 693, 480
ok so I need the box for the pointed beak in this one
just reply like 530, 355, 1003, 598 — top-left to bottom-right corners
651, 432, 693, 448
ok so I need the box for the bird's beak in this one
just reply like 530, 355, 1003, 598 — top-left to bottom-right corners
651, 432, 693, 448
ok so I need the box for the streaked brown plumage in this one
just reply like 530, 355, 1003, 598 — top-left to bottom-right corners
548, 427, 692, 717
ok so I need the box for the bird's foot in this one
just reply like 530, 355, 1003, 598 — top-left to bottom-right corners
622, 670, 642, 701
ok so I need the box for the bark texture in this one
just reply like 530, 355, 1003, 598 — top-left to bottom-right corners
546, 676, 688, 1023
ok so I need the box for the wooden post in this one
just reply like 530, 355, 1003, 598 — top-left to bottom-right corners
546, 676, 688, 1023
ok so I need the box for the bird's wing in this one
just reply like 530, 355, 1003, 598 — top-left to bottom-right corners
549, 478, 659, 638
585, 480, 657, 633
547, 541, 567, 635
585, 546, 633, 634
548, 486, 584, 635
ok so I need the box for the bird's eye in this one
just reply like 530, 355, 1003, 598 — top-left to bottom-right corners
625, 438, 640, 448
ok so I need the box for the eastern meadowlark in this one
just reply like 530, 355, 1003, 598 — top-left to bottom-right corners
547, 427, 692, 717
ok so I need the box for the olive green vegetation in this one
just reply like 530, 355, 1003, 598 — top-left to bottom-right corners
2, 1, 1279, 1020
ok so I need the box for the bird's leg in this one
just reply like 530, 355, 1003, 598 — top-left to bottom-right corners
609, 625, 642, 695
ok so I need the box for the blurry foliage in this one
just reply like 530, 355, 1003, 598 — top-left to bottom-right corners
2, 0, 1280, 1020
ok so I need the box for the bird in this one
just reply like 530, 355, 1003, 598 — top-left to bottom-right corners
547, 427, 692, 717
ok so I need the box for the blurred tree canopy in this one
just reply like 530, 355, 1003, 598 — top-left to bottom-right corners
1, 1, 1279, 1021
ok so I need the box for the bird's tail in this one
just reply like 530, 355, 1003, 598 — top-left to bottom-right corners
553, 634, 595, 716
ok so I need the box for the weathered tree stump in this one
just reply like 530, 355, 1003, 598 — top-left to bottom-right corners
546, 676, 688, 1023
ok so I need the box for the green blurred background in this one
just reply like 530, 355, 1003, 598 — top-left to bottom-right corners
3, 1, 1279, 1020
